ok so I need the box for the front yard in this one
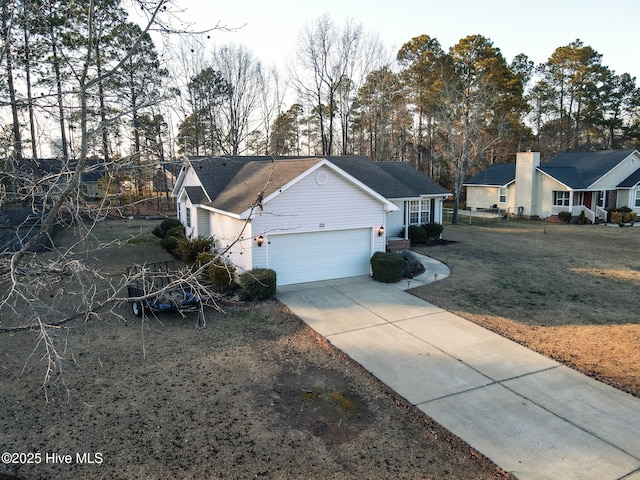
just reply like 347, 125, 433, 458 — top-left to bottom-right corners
0, 219, 506, 480
411, 220, 640, 397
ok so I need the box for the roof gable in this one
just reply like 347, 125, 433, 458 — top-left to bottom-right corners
184, 186, 209, 205
619, 168, 640, 188
211, 158, 323, 214
542, 150, 637, 188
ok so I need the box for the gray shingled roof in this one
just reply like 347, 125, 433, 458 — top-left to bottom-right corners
619, 168, 640, 188
375, 161, 450, 197
185, 155, 449, 215
184, 186, 208, 204
211, 158, 322, 214
464, 163, 516, 186
466, 150, 639, 189
540, 150, 636, 188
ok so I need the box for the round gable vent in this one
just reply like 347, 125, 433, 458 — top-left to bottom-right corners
315, 171, 328, 185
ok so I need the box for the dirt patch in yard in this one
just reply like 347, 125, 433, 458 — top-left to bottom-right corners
0, 219, 507, 480
411, 220, 640, 397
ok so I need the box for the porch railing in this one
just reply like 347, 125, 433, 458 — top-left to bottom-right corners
595, 205, 608, 221
551, 205, 596, 223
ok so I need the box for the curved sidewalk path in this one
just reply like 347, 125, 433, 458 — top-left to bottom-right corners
277, 253, 640, 480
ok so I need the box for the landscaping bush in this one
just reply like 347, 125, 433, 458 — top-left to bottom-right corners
422, 222, 444, 240
607, 207, 636, 223
370, 251, 403, 283
610, 211, 623, 223
152, 218, 183, 238
206, 257, 237, 292
402, 223, 444, 245
558, 211, 572, 223
159, 225, 186, 255
239, 268, 277, 301
176, 235, 215, 265
406, 225, 427, 245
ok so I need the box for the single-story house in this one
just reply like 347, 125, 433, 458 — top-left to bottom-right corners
171, 155, 450, 285
464, 150, 640, 221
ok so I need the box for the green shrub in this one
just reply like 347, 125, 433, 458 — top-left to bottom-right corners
406, 225, 427, 245
421, 222, 444, 240
176, 235, 215, 265
160, 225, 186, 255
152, 218, 183, 238
370, 251, 403, 283
618, 206, 633, 213
239, 268, 277, 301
401, 223, 444, 245
558, 211, 572, 223
206, 257, 237, 292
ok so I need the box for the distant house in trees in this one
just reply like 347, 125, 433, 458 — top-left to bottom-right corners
464, 150, 640, 221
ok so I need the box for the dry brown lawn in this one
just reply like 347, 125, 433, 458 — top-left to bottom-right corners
0, 219, 508, 480
411, 219, 640, 397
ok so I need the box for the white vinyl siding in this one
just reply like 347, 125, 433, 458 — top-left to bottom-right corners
387, 201, 405, 237
210, 213, 252, 273
250, 165, 386, 283
466, 184, 515, 211
251, 165, 386, 251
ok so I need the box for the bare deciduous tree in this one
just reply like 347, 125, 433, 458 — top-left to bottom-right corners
0, 0, 235, 400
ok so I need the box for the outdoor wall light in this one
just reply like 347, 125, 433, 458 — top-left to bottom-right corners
256, 235, 265, 247
377, 225, 385, 237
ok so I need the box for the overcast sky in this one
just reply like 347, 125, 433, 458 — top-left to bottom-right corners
166, 0, 640, 80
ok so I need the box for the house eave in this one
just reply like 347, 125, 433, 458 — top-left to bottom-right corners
171, 162, 190, 197
199, 204, 246, 220
237, 158, 400, 217
536, 168, 574, 190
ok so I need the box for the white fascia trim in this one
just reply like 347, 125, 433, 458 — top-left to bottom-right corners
199, 203, 245, 220
463, 179, 515, 188
172, 162, 213, 204
171, 162, 190, 197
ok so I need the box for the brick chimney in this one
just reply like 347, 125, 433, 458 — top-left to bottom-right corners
515, 151, 540, 218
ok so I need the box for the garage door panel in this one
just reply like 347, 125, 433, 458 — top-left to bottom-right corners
268, 229, 372, 285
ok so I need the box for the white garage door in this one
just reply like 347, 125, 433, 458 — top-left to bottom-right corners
267, 228, 372, 285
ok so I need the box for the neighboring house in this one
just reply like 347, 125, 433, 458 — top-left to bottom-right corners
464, 150, 640, 221
171, 155, 450, 285
8, 158, 109, 200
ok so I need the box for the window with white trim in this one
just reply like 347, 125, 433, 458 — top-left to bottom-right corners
635, 188, 640, 208
409, 199, 431, 225
499, 187, 507, 203
186, 206, 191, 227
553, 191, 570, 207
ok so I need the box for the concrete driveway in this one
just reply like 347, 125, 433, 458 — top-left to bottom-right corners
277, 257, 640, 480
